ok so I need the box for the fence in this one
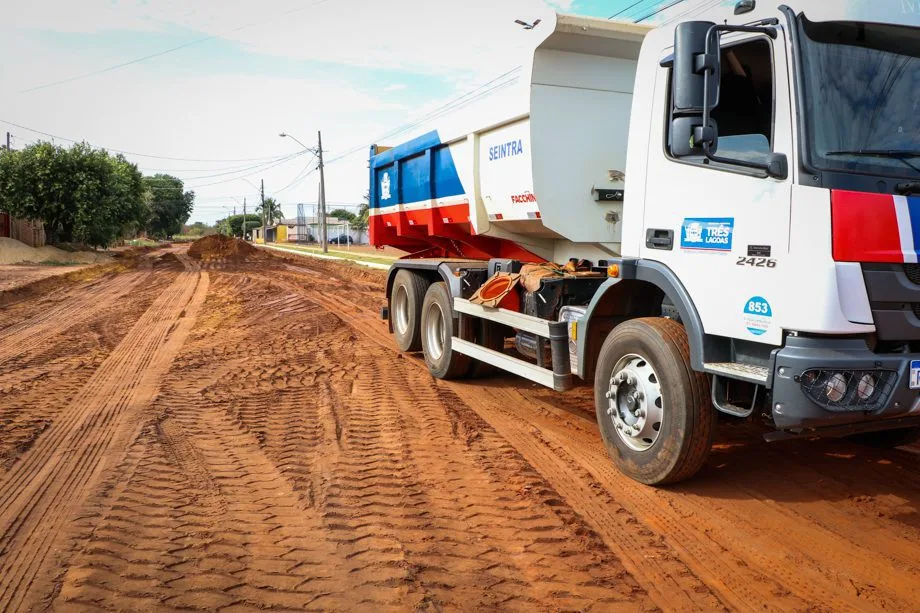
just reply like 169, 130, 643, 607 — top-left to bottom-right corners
0, 214, 46, 248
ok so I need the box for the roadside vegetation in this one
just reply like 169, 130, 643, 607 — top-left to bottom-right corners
0, 141, 195, 248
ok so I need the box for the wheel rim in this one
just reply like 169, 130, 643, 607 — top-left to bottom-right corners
605, 353, 664, 452
393, 285, 410, 335
425, 301, 446, 360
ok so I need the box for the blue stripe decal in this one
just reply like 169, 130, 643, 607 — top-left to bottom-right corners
370, 130, 465, 210
907, 196, 920, 256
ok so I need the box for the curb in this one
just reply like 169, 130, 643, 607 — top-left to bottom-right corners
257, 244, 392, 270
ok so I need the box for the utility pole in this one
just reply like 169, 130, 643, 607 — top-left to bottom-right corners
242, 198, 247, 240
317, 130, 328, 253
261, 179, 266, 244
5, 132, 10, 151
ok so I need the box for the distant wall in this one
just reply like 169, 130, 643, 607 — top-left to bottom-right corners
2, 215, 45, 247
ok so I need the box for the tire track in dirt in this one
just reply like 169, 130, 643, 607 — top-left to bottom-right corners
483, 385, 920, 611
226, 277, 668, 609
56, 385, 355, 611
0, 271, 148, 366
0, 273, 175, 475
275, 255, 920, 612
0, 265, 208, 612
57, 268, 657, 610
266, 264, 720, 610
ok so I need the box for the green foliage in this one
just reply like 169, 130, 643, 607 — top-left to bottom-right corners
222, 214, 262, 237
144, 174, 194, 238
256, 197, 283, 225
354, 195, 369, 232
0, 141, 148, 247
183, 221, 217, 237
329, 208, 357, 223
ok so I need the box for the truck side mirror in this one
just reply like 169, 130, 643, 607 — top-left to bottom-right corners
672, 21, 719, 114
670, 117, 719, 157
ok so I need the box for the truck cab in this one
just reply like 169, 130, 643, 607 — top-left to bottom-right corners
374, 1, 920, 485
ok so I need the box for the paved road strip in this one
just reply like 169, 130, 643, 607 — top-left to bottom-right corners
257, 244, 392, 270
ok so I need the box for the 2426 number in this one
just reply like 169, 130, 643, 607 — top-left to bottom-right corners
736, 257, 776, 268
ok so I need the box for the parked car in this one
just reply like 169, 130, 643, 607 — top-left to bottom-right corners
329, 235, 353, 245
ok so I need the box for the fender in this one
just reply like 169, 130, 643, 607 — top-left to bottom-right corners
576, 259, 709, 378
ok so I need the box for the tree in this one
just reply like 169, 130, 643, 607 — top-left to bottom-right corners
183, 221, 216, 237
144, 174, 194, 238
329, 208, 356, 223
256, 197, 283, 225
0, 141, 147, 247
225, 214, 262, 237
353, 192, 369, 232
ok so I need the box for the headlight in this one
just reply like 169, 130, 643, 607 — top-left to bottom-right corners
799, 368, 896, 412
856, 374, 877, 401
824, 373, 848, 403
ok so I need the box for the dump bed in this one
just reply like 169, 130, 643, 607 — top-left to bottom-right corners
369, 14, 652, 263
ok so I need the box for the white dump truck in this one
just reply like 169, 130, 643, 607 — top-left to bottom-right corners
368, 1, 920, 484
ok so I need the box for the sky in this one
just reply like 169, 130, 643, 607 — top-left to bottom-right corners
1, 0, 688, 224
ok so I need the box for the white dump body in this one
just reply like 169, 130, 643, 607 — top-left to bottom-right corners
377, 15, 651, 263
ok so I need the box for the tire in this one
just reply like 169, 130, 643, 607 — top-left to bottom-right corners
390, 269, 428, 352
847, 427, 920, 448
466, 320, 507, 378
593, 318, 714, 485
421, 282, 471, 379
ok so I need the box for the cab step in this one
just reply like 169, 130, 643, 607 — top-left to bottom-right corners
704, 362, 770, 385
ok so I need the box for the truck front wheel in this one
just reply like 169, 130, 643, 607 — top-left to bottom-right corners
594, 318, 714, 485
421, 282, 471, 379
391, 269, 428, 352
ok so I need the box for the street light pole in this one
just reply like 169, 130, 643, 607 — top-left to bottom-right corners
317, 131, 328, 253
280, 131, 328, 253
260, 179, 266, 244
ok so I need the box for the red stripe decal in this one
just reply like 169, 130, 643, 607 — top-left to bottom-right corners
831, 190, 902, 263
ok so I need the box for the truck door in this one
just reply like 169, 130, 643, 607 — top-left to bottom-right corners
641, 31, 794, 347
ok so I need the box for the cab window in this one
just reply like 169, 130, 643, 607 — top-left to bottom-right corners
668, 38, 775, 166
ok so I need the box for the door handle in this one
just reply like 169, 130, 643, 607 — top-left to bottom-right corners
646, 229, 674, 250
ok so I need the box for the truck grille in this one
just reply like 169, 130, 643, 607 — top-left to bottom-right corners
862, 264, 920, 341
905, 264, 920, 285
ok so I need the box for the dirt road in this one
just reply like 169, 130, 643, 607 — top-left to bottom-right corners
0, 245, 917, 611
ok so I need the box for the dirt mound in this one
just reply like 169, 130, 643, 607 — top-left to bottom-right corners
187, 235, 262, 260
0, 237, 112, 265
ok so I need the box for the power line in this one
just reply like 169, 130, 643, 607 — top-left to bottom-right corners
166, 152, 310, 191
19, 0, 336, 94
636, 0, 687, 23
0, 118, 292, 163
173, 150, 307, 182
609, 0, 656, 20
659, 0, 722, 24
324, 67, 522, 167
273, 158, 318, 195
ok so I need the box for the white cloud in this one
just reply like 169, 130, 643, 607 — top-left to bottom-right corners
3, 0, 576, 223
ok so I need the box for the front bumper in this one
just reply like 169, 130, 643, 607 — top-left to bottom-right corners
772, 336, 920, 432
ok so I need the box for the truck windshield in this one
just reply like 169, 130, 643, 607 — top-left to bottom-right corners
797, 16, 920, 179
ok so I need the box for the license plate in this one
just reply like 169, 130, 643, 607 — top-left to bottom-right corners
911, 360, 920, 390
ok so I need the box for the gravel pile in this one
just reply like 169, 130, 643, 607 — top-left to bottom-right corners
0, 237, 112, 265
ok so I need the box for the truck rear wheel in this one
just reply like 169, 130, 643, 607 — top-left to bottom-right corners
421, 282, 471, 379
846, 427, 920, 448
594, 318, 713, 485
391, 269, 428, 352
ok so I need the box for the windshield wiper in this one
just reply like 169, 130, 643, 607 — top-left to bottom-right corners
826, 150, 920, 174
